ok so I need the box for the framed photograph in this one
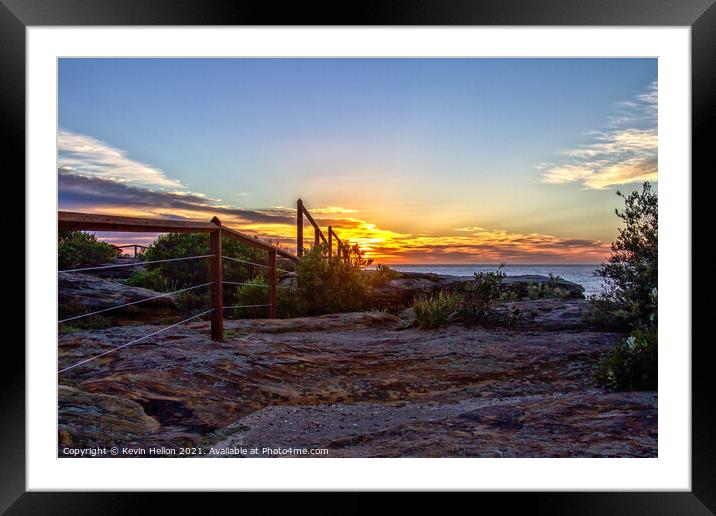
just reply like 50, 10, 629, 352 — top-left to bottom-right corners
5, 0, 712, 512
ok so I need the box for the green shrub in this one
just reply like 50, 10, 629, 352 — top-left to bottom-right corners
583, 296, 633, 332
229, 274, 300, 318
461, 266, 507, 324
231, 274, 271, 318
527, 283, 540, 300
412, 291, 463, 329
127, 232, 275, 314
499, 290, 519, 302
292, 243, 372, 316
126, 268, 172, 292
592, 182, 658, 391
138, 233, 266, 289
597, 326, 657, 391
176, 289, 209, 314
368, 264, 402, 287
525, 279, 570, 301
58, 230, 119, 270
591, 182, 657, 327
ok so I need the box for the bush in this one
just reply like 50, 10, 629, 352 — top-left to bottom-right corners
526, 283, 541, 301
138, 233, 266, 290
176, 289, 209, 314
368, 264, 402, 287
58, 230, 119, 270
597, 326, 657, 391
126, 268, 172, 292
461, 266, 509, 324
292, 243, 372, 316
410, 266, 522, 330
231, 274, 271, 318
583, 296, 633, 332
591, 182, 657, 327
592, 182, 658, 391
525, 280, 570, 301
412, 291, 463, 329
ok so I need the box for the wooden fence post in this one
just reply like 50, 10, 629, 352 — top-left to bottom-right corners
297, 199, 304, 258
328, 226, 333, 257
268, 249, 277, 318
209, 217, 224, 341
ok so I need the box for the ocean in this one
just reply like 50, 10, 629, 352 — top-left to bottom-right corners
385, 264, 604, 296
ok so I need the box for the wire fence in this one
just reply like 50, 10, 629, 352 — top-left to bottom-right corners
56, 207, 345, 375
222, 281, 290, 289
59, 254, 214, 273
224, 304, 273, 310
58, 281, 213, 324
58, 309, 215, 374
57, 211, 301, 374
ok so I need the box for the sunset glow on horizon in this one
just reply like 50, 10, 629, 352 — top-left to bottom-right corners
59, 58, 657, 264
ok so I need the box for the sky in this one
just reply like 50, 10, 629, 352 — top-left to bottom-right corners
58, 58, 657, 264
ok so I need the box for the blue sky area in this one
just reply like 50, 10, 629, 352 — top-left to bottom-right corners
58, 58, 657, 263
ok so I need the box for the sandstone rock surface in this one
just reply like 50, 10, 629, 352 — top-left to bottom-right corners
59, 272, 180, 323
58, 300, 656, 457
369, 271, 585, 308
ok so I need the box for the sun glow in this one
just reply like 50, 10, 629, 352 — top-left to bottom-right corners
77, 202, 611, 264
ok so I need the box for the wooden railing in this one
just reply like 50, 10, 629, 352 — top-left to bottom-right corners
59, 211, 298, 342
57, 201, 364, 374
59, 199, 353, 346
296, 199, 350, 263
112, 243, 148, 257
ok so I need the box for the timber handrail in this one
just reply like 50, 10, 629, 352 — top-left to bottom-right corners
59, 211, 217, 233
112, 244, 148, 257
59, 211, 298, 262
57, 201, 365, 373
296, 199, 349, 263
58, 201, 355, 351
221, 225, 299, 262
58, 210, 299, 342
113, 244, 149, 250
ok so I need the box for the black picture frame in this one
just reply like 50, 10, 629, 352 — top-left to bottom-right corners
3, 0, 711, 512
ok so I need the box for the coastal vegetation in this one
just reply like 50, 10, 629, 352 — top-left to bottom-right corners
130, 232, 267, 290
287, 243, 373, 316
367, 264, 403, 287
58, 230, 118, 270
526, 274, 571, 300
125, 232, 284, 317
410, 264, 579, 329
412, 291, 462, 329
593, 182, 658, 391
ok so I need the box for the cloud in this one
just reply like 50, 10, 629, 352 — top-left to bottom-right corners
60, 165, 610, 262
308, 206, 358, 215
58, 129, 185, 189
365, 227, 610, 263
333, 223, 610, 264
539, 81, 657, 189
454, 226, 486, 232
59, 129, 611, 263
59, 168, 295, 226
